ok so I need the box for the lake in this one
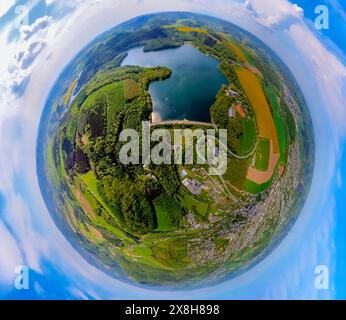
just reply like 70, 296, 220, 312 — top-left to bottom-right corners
121, 44, 228, 122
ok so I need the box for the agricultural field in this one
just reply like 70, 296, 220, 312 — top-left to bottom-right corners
243, 178, 273, 194
264, 83, 288, 164
178, 190, 209, 220
255, 139, 270, 171
80, 171, 114, 216
236, 67, 281, 186
64, 79, 77, 106
239, 117, 257, 155
247, 141, 280, 186
176, 26, 209, 34
224, 38, 247, 63
236, 68, 279, 153
123, 78, 140, 101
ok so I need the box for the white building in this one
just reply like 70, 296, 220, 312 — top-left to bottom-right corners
230, 89, 238, 97
182, 178, 203, 195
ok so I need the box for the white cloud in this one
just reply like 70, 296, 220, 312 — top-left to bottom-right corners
288, 23, 346, 134
18, 41, 46, 69
21, 16, 52, 41
0, 16, 53, 101
293, 4, 304, 16
0, 0, 15, 18
45, 0, 55, 6
0, 1, 102, 103
244, 0, 257, 17
243, 0, 304, 29
0, 222, 23, 287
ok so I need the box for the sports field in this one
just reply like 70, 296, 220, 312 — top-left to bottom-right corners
247, 140, 280, 185
255, 139, 270, 171
239, 118, 257, 155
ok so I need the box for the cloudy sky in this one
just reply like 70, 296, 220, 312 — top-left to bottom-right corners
0, 0, 345, 299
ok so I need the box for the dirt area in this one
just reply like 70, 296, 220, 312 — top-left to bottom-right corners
72, 187, 97, 220
243, 62, 263, 78
278, 164, 285, 176
247, 139, 280, 184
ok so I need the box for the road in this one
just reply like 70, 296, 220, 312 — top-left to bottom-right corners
151, 120, 217, 128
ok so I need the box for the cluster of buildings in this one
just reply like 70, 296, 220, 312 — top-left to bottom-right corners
225, 87, 239, 98
182, 178, 204, 195
225, 86, 239, 119
181, 170, 206, 195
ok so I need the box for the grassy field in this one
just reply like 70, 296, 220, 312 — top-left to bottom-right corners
46, 140, 59, 187
255, 139, 270, 171
81, 171, 114, 216
239, 117, 257, 155
236, 67, 279, 153
243, 177, 273, 194
153, 195, 183, 232
123, 79, 140, 101
119, 234, 194, 275
264, 84, 288, 164
178, 190, 209, 219
104, 82, 124, 134
128, 246, 173, 270
242, 49, 257, 67
116, 237, 193, 283
73, 176, 134, 242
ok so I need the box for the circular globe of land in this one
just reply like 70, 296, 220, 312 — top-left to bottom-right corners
37, 12, 314, 286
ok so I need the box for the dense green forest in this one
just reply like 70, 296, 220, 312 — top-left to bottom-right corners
60, 66, 183, 234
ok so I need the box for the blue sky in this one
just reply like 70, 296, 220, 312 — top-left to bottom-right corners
0, 0, 345, 300
288, 0, 346, 300
293, 0, 346, 53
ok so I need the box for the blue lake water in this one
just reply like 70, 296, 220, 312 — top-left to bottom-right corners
121, 44, 228, 122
